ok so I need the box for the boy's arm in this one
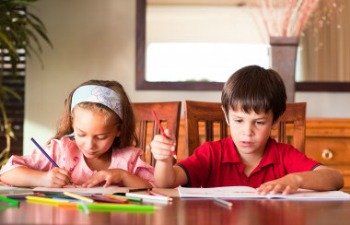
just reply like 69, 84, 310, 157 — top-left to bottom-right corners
154, 159, 187, 188
298, 165, 344, 190
257, 165, 344, 194
150, 130, 188, 188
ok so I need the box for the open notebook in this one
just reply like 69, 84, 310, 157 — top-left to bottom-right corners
32, 185, 147, 195
178, 186, 350, 201
0, 185, 34, 197
0, 184, 148, 196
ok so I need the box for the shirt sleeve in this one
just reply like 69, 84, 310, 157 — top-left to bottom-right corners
0, 143, 58, 175
178, 142, 212, 187
281, 144, 320, 173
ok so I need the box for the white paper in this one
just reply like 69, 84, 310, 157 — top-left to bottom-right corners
178, 186, 350, 201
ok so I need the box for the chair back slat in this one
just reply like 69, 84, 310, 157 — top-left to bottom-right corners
133, 101, 181, 165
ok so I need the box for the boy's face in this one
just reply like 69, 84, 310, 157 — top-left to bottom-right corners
226, 107, 274, 158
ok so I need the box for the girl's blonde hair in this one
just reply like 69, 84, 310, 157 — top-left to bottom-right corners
51, 80, 139, 148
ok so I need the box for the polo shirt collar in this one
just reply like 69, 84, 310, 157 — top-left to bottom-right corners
257, 138, 280, 168
222, 137, 279, 167
222, 137, 242, 163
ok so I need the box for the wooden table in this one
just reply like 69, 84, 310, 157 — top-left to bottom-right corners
1, 196, 350, 225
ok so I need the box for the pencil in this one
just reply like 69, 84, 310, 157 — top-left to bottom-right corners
213, 198, 233, 209
63, 192, 94, 203
102, 194, 129, 203
0, 195, 20, 206
148, 190, 173, 201
30, 137, 60, 168
26, 195, 70, 205
126, 192, 171, 204
77, 202, 155, 213
151, 110, 177, 159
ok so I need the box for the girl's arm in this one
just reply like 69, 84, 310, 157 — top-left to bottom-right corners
0, 166, 71, 187
257, 165, 344, 194
81, 169, 153, 188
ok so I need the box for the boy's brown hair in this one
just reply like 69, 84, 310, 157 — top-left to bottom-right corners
221, 65, 287, 123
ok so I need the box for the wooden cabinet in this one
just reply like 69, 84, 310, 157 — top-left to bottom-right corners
305, 119, 350, 191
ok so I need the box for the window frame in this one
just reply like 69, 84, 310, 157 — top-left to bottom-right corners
135, 0, 350, 92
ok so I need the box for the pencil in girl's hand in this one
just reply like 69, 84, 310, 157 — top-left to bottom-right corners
30, 137, 60, 168
152, 110, 177, 159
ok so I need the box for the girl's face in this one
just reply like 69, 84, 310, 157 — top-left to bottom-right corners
226, 106, 275, 157
72, 107, 120, 160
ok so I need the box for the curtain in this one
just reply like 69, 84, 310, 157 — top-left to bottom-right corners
299, 0, 350, 81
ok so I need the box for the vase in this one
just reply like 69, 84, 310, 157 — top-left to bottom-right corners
269, 36, 299, 102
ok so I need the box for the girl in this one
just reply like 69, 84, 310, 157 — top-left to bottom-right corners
0, 80, 154, 188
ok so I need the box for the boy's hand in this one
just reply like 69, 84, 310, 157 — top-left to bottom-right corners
43, 167, 71, 187
81, 169, 125, 188
150, 129, 176, 161
257, 174, 302, 195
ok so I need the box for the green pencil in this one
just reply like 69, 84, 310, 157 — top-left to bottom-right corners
0, 195, 20, 206
77, 202, 155, 213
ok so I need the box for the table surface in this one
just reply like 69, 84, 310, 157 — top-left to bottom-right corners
1, 191, 350, 225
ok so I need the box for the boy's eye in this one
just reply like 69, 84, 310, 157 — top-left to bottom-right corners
256, 121, 266, 125
233, 119, 243, 123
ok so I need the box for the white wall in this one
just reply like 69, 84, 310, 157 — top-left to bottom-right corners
24, 0, 350, 154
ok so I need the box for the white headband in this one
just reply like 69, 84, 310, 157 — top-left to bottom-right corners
71, 85, 123, 119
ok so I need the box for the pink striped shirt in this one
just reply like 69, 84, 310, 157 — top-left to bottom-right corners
0, 137, 155, 186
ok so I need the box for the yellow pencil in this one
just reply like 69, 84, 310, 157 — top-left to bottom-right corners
63, 192, 94, 203
26, 195, 70, 204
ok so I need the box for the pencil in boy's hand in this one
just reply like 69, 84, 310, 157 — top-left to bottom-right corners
30, 137, 60, 168
152, 110, 170, 139
151, 110, 177, 159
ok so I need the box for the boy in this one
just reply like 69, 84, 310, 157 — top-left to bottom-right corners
150, 65, 343, 194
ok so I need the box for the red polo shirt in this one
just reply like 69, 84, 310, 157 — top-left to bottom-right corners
178, 137, 319, 188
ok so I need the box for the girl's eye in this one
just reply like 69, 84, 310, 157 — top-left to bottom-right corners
233, 119, 243, 123
75, 133, 85, 137
96, 136, 108, 140
256, 121, 266, 125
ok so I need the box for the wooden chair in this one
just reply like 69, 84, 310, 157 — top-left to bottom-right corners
185, 100, 306, 156
132, 101, 181, 166
272, 102, 306, 153
185, 100, 229, 157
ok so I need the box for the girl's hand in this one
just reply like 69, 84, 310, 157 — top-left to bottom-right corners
42, 167, 71, 187
81, 169, 125, 188
150, 129, 176, 162
256, 174, 302, 195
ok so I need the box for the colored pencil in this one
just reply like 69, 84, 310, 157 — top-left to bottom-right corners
148, 190, 173, 201
63, 192, 94, 203
213, 198, 233, 209
26, 195, 70, 204
151, 110, 177, 159
126, 192, 171, 204
30, 137, 59, 167
77, 202, 155, 213
0, 195, 20, 206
